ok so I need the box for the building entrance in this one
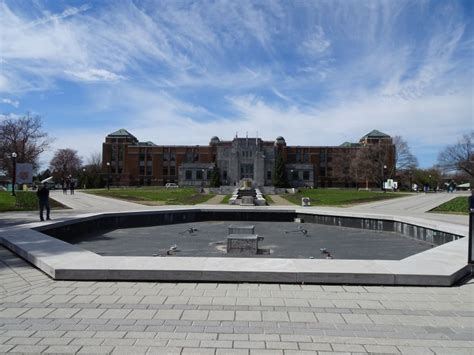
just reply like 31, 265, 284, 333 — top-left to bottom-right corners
240, 164, 254, 179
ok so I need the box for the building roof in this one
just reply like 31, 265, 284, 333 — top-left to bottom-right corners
339, 142, 361, 148
107, 129, 138, 140
360, 130, 391, 140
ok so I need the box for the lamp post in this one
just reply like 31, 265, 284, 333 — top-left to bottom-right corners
82, 168, 86, 189
382, 164, 387, 192
106, 162, 111, 190
11, 152, 17, 196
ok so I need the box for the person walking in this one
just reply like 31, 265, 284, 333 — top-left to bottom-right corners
69, 180, 75, 195
36, 183, 51, 221
62, 180, 67, 194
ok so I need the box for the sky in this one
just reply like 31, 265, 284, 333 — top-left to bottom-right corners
0, 0, 473, 169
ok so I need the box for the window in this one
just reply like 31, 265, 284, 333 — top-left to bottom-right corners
162, 167, 168, 176
185, 153, 193, 163
169, 167, 175, 175
139, 166, 145, 175
223, 170, 227, 180
296, 152, 301, 162
303, 153, 309, 163
185, 170, 192, 180
240, 164, 253, 179
319, 167, 326, 176
170, 152, 176, 162
292, 170, 299, 180
196, 170, 203, 180
267, 171, 272, 180
163, 153, 169, 161
303, 171, 310, 180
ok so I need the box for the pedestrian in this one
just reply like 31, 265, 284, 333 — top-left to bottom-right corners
69, 180, 75, 195
62, 180, 67, 194
36, 183, 51, 221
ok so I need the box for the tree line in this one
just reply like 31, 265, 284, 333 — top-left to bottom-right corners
1, 114, 105, 188
1, 114, 472, 189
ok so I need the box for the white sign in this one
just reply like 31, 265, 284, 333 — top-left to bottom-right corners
384, 179, 397, 190
15, 163, 33, 184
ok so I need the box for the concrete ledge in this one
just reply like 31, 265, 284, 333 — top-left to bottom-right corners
0, 207, 470, 286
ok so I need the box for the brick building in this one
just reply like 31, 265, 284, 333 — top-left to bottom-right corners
102, 129, 395, 188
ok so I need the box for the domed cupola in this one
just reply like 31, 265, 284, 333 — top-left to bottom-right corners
210, 136, 220, 145
274, 136, 286, 146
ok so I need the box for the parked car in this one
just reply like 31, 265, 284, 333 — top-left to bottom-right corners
165, 183, 179, 189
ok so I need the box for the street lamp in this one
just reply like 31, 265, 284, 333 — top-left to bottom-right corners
106, 162, 111, 190
82, 168, 86, 189
11, 152, 17, 196
382, 164, 387, 192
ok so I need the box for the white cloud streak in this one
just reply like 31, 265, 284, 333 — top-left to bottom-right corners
1, 98, 19, 107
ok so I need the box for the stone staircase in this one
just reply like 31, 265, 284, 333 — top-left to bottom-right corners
229, 187, 266, 206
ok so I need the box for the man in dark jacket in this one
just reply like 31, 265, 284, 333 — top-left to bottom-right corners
36, 183, 51, 221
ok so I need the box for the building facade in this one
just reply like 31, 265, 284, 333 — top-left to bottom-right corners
102, 129, 395, 188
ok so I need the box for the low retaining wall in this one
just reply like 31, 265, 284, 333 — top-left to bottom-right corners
39, 210, 462, 247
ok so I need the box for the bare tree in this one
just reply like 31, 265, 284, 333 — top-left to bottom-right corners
350, 144, 393, 189
87, 152, 102, 167
392, 136, 418, 174
49, 149, 82, 181
0, 113, 53, 173
437, 132, 474, 177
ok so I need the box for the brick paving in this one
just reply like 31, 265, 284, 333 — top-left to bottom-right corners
1, 245, 473, 354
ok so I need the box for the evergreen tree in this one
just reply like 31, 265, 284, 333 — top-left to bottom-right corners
210, 164, 221, 187
272, 152, 289, 187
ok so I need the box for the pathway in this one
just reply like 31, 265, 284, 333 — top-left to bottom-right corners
49, 190, 152, 213
200, 195, 226, 205
268, 194, 294, 206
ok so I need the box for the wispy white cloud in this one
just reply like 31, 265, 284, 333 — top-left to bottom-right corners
1, 0, 471, 169
1, 98, 19, 107
300, 26, 331, 57
64, 68, 124, 82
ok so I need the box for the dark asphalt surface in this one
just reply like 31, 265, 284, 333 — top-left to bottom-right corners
57, 221, 433, 260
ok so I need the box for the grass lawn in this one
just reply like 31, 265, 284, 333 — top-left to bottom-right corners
86, 187, 215, 205
430, 196, 469, 215
0, 191, 64, 212
281, 188, 407, 207
220, 195, 232, 204
264, 195, 274, 204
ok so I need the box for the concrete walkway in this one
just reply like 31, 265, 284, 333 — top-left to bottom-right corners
200, 195, 226, 205
268, 195, 295, 206
49, 190, 152, 213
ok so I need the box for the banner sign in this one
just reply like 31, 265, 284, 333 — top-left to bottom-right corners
15, 163, 33, 184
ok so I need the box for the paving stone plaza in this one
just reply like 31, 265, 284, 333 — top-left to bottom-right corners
0, 191, 472, 354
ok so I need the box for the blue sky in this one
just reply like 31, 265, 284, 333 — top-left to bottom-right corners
1, 0, 473, 168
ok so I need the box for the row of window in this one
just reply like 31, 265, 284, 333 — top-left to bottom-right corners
185, 170, 209, 180
290, 170, 311, 181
